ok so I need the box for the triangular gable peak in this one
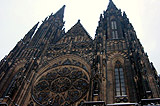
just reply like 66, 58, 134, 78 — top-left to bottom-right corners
107, 0, 118, 11
57, 20, 93, 44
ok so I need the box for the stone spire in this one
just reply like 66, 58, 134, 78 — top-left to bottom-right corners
29, 5, 65, 46
48, 5, 65, 22
96, 14, 104, 36
107, 0, 118, 10
22, 22, 39, 43
123, 11, 127, 18
54, 5, 65, 18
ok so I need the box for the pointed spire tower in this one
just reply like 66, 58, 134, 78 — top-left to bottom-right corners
96, 0, 123, 40
54, 5, 65, 20
92, 0, 160, 104
93, 0, 132, 103
48, 5, 65, 23
22, 22, 39, 43
107, 0, 118, 10
30, 5, 65, 46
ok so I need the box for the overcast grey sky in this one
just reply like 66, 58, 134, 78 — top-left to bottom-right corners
0, 0, 160, 74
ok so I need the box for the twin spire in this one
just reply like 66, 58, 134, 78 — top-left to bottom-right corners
24, 1, 118, 43
46, 0, 116, 23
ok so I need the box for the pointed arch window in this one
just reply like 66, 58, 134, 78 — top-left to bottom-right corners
112, 31, 118, 39
5, 71, 23, 98
111, 21, 117, 29
115, 61, 126, 96
111, 21, 118, 39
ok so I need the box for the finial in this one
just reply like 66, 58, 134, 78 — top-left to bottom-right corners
99, 14, 103, 21
100, 14, 103, 18
123, 11, 127, 17
36, 22, 40, 25
78, 19, 80, 23
107, 0, 117, 10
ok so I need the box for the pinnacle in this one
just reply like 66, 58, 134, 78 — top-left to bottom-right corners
23, 22, 39, 42
123, 11, 127, 17
107, 0, 118, 10
78, 19, 81, 23
54, 5, 65, 17
63, 5, 66, 8
47, 5, 65, 22
109, 0, 113, 3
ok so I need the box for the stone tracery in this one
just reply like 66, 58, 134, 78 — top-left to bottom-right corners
32, 66, 89, 106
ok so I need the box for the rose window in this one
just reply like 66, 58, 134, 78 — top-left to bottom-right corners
32, 66, 89, 106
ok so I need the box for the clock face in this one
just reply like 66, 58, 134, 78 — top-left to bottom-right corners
32, 66, 89, 106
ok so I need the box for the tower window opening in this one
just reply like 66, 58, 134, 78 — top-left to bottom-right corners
111, 21, 117, 29
115, 61, 126, 96
112, 31, 118, 39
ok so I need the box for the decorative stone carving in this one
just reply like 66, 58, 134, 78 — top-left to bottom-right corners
32, 66, 89, 106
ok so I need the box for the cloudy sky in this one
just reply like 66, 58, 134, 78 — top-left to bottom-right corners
0, 0, 160, 74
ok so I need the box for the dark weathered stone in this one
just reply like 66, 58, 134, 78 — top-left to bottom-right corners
0, 1, 159, 106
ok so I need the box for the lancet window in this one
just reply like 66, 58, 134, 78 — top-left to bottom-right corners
111, 21, 117, 29
112, 31, 118, 39
115, 61, 126, 96
111, 21, 118, 39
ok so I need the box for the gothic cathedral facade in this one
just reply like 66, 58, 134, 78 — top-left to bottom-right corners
0, 0, 160, 106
